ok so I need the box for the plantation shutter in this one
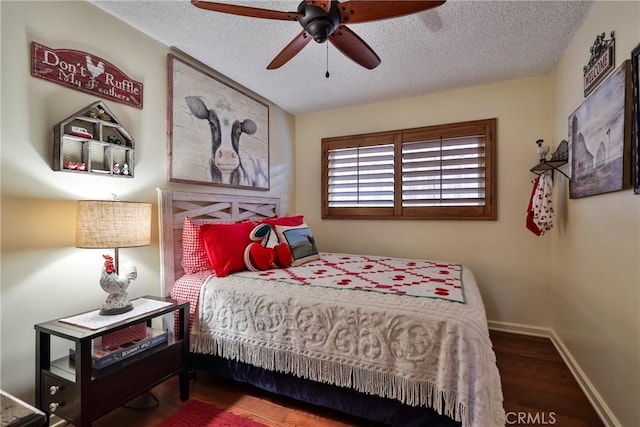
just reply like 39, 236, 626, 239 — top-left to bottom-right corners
327, 144, 395, 207
321, 118, 496, 220
402, 135, 486, 207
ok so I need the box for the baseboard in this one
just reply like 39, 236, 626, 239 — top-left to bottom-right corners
546, 329, 621, 427
487, 320, 551, 337
488, 321, 620, 427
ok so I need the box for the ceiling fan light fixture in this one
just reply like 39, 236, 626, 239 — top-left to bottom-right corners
297, 1, 340, 43
307, 19, 334, 43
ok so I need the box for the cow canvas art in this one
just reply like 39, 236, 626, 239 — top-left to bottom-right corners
168, 54, 269, 190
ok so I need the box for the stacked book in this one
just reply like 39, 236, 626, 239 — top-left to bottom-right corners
69, 327, 168, 369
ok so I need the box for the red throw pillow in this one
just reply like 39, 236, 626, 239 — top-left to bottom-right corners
260, 215, 304, 228
200, 222, 255, 277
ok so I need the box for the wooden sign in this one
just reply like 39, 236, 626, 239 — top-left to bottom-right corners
583, 31, 615, 97
31, 42, 143, 109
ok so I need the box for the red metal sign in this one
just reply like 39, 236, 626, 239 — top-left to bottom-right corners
31, 42, 143, 109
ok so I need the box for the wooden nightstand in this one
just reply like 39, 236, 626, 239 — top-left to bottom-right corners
34, 296, 189, 426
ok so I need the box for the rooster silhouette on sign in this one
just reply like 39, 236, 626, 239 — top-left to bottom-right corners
86, 55, 105, 80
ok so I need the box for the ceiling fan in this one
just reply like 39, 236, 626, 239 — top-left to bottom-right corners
191, 0, 446, 70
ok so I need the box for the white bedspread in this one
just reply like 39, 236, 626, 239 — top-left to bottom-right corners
191, 254, 505, 426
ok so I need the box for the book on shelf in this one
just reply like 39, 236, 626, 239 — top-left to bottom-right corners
69, 327, 168, 369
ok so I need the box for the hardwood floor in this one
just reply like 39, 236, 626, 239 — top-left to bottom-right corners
74, 330, 603, 427
490, 330, 603, 427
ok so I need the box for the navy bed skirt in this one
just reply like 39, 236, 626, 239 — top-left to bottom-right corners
191, 353, 461, 427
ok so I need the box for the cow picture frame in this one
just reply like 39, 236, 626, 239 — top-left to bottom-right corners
167, 53, 269, 190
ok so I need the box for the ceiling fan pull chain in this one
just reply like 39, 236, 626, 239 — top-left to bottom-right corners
325, 42, 330, 78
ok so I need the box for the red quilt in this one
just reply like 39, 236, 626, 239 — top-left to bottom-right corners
236, 253, 465, 303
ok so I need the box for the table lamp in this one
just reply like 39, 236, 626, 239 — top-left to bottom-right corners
75, 199, 152, 315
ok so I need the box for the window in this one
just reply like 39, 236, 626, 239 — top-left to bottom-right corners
322, 118, 496, 220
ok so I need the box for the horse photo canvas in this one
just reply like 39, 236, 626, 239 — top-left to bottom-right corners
168, 53, 269, 190
569, 60, 631, 199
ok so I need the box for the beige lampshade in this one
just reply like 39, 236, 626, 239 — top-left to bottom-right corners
76, 200, 152, 248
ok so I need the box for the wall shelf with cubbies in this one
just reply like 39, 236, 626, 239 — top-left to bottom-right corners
53, 101, 135, 177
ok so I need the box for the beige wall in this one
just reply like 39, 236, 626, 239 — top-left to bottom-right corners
551, 2, 640, 426
295, 76, 555, 327
0, 0, 295, 399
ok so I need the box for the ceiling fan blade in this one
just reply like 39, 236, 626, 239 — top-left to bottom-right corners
338, 1, 446, 24
306, 0, 331, 13
329, 25, 381, 69
191, 0, 301, 21
267, 30, 313, 69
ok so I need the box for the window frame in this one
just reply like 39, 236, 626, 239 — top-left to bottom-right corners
321, 118, 497, 220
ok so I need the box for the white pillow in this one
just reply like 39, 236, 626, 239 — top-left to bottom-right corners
275, 223, 320, 266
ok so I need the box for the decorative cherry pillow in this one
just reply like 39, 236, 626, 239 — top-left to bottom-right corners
259, 215, 305, 228
244, 223, 292, 271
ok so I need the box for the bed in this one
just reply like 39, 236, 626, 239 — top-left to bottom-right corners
157, 189, 505, 427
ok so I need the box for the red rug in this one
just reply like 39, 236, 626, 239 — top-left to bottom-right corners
158, 400, 266, 427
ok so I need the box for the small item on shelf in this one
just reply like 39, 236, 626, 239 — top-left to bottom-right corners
70, 126, 93, 139
68, 327, 168, 369
64, 161, 86, 171
101, 322, 147, 350
106, 135, 122, 145
112, 162, 121, 174
122, 163, 130, 175
88, 107, 112, 122
536, 139, 550, 161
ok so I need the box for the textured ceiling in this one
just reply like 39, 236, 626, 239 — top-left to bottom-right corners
91, 0, 594, 114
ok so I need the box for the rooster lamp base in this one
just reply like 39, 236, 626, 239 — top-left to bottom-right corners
99, 253, 137, 316
100, 293, 134, 315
